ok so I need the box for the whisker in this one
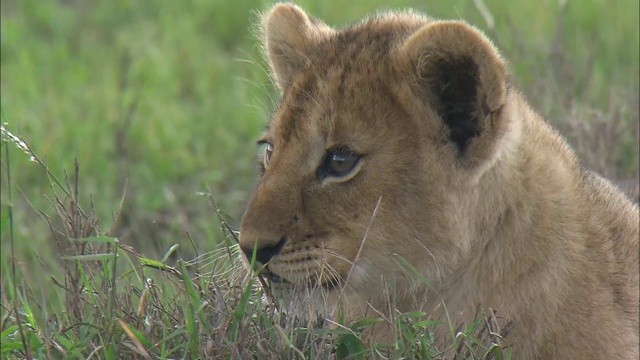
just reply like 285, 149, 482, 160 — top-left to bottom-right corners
338, 196, 382, 304
407, 235, 442, 288
324, 250, 354, 267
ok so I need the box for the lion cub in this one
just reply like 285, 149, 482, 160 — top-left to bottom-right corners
239, 3, 639, 359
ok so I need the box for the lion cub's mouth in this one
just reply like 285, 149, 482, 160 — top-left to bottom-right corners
265, 271, 341, 292
266, 272, 288, 284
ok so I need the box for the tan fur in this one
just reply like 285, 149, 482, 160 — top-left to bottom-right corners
239, 4, 640, 359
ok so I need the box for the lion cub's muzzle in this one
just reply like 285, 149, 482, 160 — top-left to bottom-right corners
240, 236, 287, 268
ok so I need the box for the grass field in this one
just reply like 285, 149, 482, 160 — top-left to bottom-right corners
1, 0, 638, 358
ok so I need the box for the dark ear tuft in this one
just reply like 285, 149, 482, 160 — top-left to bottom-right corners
398, 20, 509, 166
430, 56, 482, 153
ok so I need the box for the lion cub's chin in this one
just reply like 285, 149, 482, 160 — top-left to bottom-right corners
266, 269, 375, 321
267, 281, 341, 321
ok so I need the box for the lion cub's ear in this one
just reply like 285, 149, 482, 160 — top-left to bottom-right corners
399, 21, 510, 169
261, 3, 333, 92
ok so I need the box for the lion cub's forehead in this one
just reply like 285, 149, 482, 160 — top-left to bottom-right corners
269, 14, 428, 149
312, 13, 428, 79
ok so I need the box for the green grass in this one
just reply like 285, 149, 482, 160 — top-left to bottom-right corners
1, 0, 637, 358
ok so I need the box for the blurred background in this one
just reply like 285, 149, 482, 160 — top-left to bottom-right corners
1, 0, 638, 300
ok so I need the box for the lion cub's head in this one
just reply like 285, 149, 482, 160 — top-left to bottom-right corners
239, 3, 515, 307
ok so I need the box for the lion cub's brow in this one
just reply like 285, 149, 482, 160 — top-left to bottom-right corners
268, 70, 402, 160
265, 19, 416, 145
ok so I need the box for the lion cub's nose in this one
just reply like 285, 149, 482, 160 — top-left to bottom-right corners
241, 236, 287, 265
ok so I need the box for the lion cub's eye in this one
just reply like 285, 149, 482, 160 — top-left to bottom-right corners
263, 143, 274, 168
325, 150, 360, 177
